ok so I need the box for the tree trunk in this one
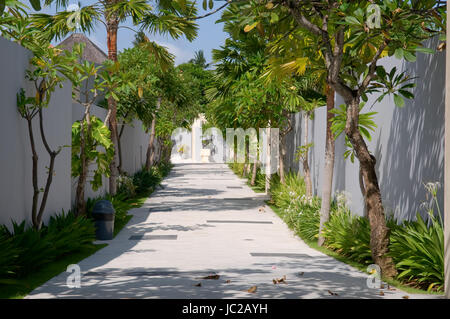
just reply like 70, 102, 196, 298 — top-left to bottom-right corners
246, 161, 251, 175
345, 97, 397, 278
318, 85, 335, 246
145, 97, 161, 171
26, 116, 40, 229
117, 119, 126, 174
279, 111, 293, 185
265, 127, 271, 194
359, 164, 368, 217
75, 121, 88, 217
250, 158, 258, 186
35, 109, 59, 230
243, 139, 250, 177
303, 112, 312, 197
106, 7, 119, 195
279, 134, 287, 184
75, 111, 93, 217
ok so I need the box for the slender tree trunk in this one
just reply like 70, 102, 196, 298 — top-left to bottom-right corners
345, 97, 397, 278
243, 139, 250, 177
106, 7, 119, 195
75, 109, 93, 217
265, 126, 271, 194
246, 161, 251, 175
279, 112, 293, 185
250, 158, 258, 186
117, 118, 127, 174
26, 116, 40, 229
359, 164, 368, 217
35, 109, 59, 230
145, 97, 161, 170
75, 122, 88, 217
303, 112, 312, 197
318, 85, 335, 246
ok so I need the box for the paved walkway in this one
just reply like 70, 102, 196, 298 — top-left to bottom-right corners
27, 163, 437, 299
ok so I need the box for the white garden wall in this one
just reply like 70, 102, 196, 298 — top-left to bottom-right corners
0, 36, 153, 229
285, 37, 445, 222
0, 36, 72, 228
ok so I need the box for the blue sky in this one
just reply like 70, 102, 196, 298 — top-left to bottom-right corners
39, 1, 228, 65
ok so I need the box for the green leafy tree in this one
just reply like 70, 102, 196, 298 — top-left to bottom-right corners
71, 52, 130, 216
189, 49, 209, 69
16, 41, 80, 230
31, 0, 199, 194
234, 0, 445, 277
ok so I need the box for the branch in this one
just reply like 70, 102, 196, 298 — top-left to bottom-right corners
189, 0, 232, 20
358, 39, 390, 96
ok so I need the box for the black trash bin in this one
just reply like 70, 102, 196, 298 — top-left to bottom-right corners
92, 200, 115, 240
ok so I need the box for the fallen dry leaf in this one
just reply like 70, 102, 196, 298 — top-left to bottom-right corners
273, 275, 287, 284
247, 286, 257, 293
327, 290, 338, 296
402, 295, 410, 299
225, 280, 231, 284
202, 274, 220, 280
194, 283, 202, 287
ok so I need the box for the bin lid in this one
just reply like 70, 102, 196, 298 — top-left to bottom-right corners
92, 200, 115, 215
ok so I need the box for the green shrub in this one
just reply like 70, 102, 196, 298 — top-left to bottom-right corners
0, 231, 21, 279
104, 193, 133, 225
4, 221, 56, 276
44, 210, 96, 256
229, 163, 245, 177
132, 168, 160, 194
0, 211, 97, 278
389, 213, 444, 291
271, 173, 306, 209
117, 174, 137, 199
287, 197, 321, 241
270, 173, 320, 241
322, 207, 372, 265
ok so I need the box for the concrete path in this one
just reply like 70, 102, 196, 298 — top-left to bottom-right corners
27, 163, 438, 299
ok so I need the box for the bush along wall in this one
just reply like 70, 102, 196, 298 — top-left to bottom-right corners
0, 161, 172, 295
232, 167, 444, 293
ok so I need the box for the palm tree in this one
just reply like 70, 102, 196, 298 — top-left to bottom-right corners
31, 0, 198, 194
189, 49, 208, 68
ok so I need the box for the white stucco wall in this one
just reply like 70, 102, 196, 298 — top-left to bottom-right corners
0, 36, 72, 228
285, 37, 445, 222
0, 36, 153, 228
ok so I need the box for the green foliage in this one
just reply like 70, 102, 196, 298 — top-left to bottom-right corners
132, 168, 161, 194
44, 211, 96, 257
389, 213, 444, 292
295, 143, 314, 162
28, 0, 198, 43
0, 210, 96, 281
271, 173, 306, 209
322, 205, 373, 265
262, 164, 444, 291
330, 103, 378, 162
71, 116, 114, 191
270, 173, 320, 241
117, 174, 137, 200
0, 231, 20, 280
